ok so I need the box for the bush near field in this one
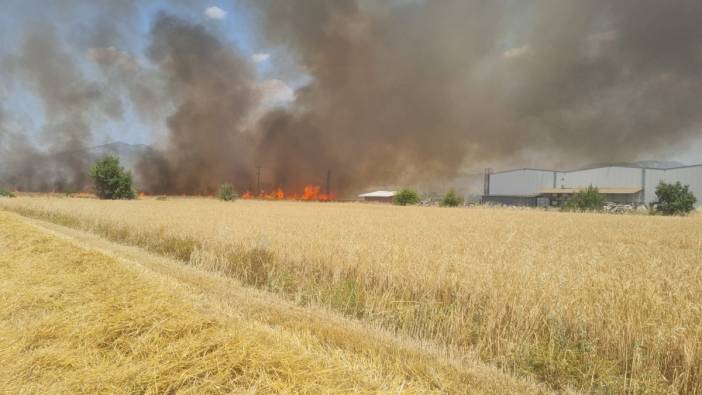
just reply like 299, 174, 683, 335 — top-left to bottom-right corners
653, 181, 697, 216
0, 187, 15, 198
217, 183, 238, 201
440, 188, 464, 207
89, 155, 136, 200
562, 185, 605, 211
393, 188, 420, 206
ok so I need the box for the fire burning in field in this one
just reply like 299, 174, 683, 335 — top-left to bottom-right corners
243, 185, 335, 202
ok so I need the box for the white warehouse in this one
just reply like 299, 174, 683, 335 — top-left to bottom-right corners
483, 164, 702, 207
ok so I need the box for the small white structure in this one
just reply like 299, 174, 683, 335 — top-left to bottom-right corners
359, 190, 396, 203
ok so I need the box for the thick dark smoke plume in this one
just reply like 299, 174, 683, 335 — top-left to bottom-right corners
250, 0, 702, 191
2, 1, 702, 194
137, 14, 258, 194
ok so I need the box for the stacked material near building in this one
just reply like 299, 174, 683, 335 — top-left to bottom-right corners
483, 164, 702, 207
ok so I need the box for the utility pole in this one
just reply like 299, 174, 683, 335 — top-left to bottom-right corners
256, 166, 262, 194
326, 170, 331, 196
483, 168, 492, 197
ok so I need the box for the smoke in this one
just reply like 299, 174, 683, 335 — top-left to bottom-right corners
250, 0, 702, 190
0, 106, 41, 190
136, 13, 258, 194
490, 0, 702, 160
1, 22, 122, 191
2, 1, 702, 194
251, 1, 503, 191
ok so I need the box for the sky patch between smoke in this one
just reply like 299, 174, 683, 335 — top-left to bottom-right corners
204, 6, 227, 20
252, 52, 271, 63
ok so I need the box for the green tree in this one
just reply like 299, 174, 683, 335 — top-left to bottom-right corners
217, 183, 238, 201
440, 188, 463, 207
0, 187, 16, 198
562, 185, 605, 211
653, 181, 696, 215
393, 188, 420, 206
89, 155, 136, 200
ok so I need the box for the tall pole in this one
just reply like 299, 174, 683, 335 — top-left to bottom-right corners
256, 166, 262, 194
483, 168, 492, 197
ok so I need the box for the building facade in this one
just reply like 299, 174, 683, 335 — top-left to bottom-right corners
483, 165, 702, 207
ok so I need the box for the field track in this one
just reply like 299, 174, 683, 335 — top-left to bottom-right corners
0, 210, 544, 394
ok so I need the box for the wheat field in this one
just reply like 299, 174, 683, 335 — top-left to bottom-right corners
1, 197, 701, 393
0, 210, 542, 394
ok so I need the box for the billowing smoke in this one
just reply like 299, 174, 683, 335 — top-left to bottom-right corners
0, 106, 42, 189
137, 14, 258, 194
251, 1, 502, 191
2, 1, 702, 194
1, 23, 122, 191
250, 0, 702, 191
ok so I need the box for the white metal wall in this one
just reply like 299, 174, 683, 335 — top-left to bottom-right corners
489, 169, 555, 196
644, 169, 665, 204
558, 167, 643, 189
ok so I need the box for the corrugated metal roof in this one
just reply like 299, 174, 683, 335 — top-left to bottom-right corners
358, 190, 397, 198
490, 168, 557, 175
539, 187, 642, 194
493, 162, 702, 174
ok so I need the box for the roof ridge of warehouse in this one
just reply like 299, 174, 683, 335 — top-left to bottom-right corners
492, 162, 702, 175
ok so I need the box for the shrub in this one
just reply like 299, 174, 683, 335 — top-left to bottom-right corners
653, 181, 696, 216
440, 188, 463, 207
217, 183, 238, 201
89, 155, 136, 200
0, 187, 16, 198
393, 188, 420, 206
562, 185, 605, 211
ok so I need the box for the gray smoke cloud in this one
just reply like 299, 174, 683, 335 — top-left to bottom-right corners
250, 0, 702, 191
1, 1, 702, 194
136, 13, 258, 194
0, 105, 42, 190
2, 22, 122, 191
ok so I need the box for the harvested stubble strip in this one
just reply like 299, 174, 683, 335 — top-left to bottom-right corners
0, 211, 544, 394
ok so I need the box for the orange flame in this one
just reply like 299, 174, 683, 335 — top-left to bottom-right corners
302, 185, 320, 200
241, 185, 334, 202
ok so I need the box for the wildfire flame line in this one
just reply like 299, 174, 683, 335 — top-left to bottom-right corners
243, 185, 335, 201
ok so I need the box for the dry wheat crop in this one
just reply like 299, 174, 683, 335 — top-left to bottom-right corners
0, 210, 542, 393
1, 197, 701, 393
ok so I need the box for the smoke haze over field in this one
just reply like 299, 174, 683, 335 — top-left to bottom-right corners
2, 1, 702, 193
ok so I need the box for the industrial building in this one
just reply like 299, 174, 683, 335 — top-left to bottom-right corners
482, 164, 702, 207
